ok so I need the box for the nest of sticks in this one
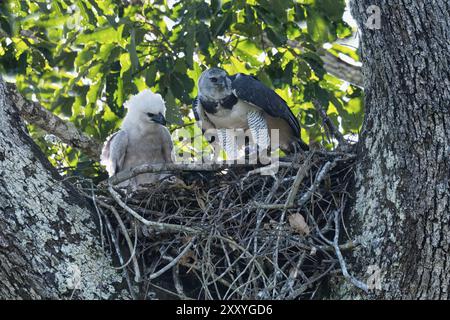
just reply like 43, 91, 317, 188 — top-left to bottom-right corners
78, 146, 367, 300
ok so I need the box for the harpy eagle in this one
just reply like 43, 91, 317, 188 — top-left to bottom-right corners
101, 89, 174, 187
193, 68, 308, 158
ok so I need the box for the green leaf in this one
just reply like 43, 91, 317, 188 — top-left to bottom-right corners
283, 60, 294, 85
315, 0, 345, 21
211, 12, 233, 37
119, 52, 131, 76
76, 26, 123, 44
235, 39, 262, 66
196, 23, 210, 56
184, 27, 195, 68
211, 0, 222, 14
265, 26, 286, 46
342, 97, 364, 133
164, 89, 182, 125
77, 0, 97, 27
233, 23, 259, 36
144, 63, 157, 88
128, 28, 140, 72
301, 52, 326, 79
169, 71, 194, 103
87, 0, 118, 28
307, 9, 336, 44
336, 21, 353, 39
196, 1, 211, 19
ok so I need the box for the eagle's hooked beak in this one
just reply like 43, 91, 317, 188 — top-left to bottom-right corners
219, 76, 226, 86
210, 76, 227, 88
151, 112, 167, 126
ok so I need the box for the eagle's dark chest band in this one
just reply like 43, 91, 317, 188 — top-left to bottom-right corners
200, 95, 238, 114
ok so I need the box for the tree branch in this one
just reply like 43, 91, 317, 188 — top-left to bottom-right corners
332, 209, 368, 293
312, 99, 350, 149
319, 50, 363, 87
261, 35, 363, 87
0, 77, 129, 299
108, 162, 257, 186
6, 83, 102, 160
287, 39, 363, 87
108, 184, 201, 235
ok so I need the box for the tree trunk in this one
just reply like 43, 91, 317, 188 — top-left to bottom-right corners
0, 77, 129, 299
2, 2, 449, 301
331, 1, 450, 299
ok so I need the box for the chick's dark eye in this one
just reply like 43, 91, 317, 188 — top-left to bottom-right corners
210, 77, 218, 83
147, 112, 155, 117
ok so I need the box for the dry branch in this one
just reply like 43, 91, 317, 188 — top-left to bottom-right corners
312, 99, 349, 149
332, 209, 368, 292
262, 35, 363, 87
6, 83, 102, 160
109, 162, 257, 186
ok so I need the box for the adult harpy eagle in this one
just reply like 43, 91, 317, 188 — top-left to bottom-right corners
193, 68, 308, 157
101, 89, 174, 187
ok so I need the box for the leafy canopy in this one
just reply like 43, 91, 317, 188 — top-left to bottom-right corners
0, 0, 363, 177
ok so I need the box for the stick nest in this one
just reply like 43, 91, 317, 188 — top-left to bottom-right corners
83, 151, 357, 299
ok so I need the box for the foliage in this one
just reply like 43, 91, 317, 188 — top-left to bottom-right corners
0, 0, 363, 177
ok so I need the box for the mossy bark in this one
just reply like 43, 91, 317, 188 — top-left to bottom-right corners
331, 0, 450, 299
0, 77, 129, 299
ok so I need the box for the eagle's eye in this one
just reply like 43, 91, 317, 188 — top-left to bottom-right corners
210, 77, 218, 83
147, 112, 155, 117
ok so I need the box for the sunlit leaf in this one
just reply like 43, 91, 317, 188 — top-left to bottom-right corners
307, 9, 336, 44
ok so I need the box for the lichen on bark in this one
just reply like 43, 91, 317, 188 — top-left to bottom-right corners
0, 77, 128, 299
331, 0, 450, 299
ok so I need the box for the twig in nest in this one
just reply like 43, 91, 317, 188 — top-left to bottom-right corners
108, 184, 201, 234
284, 153, 315, 209
312, 99, 349, 149
96, 199, 141, 282
271, 154, 315, 296
108, 163, 256, 186
332, 209, 368, 293
149, 237, 196, 280
172, 263, 186, 299
100, 208, 138, 299
255, 159, 336, 210
242, 162, 280, 183
298, 160, 337, 207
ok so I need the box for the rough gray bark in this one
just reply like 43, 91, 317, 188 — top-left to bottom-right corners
0, 77, 129, 299
331, 1, 450, 299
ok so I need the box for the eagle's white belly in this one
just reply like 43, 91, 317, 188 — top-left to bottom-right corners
207, 100, 256, 129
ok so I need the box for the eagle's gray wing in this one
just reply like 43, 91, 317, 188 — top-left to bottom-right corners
100, 130, 128, 176
230, 74, 300, 137
192, 97, 217, 143
192, 97, 216, 131
192, 97, 202, 125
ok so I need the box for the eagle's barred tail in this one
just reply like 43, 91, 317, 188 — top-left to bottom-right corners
247, 110, 270, 151
218, 128, 238, 160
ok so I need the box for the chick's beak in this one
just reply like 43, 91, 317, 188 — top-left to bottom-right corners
152, 112, 166, 126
